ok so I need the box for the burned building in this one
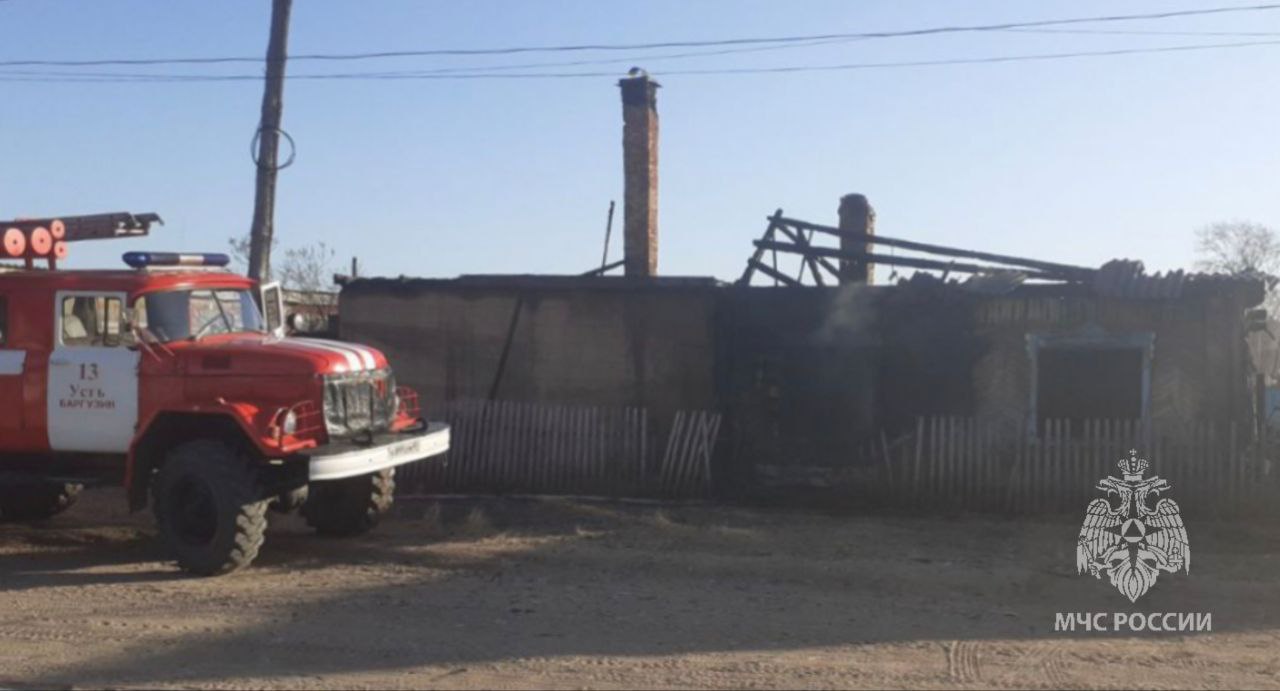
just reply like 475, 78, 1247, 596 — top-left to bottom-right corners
340, 202, 1267, 504
338, 74, 1270, 508
343, 221, 1269, 458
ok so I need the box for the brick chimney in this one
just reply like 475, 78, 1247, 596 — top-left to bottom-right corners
838, 193, 875, 284
619, 70, 659, 277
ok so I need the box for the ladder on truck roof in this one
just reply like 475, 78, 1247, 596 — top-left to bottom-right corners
0, 212, 162, 269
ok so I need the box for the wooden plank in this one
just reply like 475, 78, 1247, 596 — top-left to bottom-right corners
463, 399, 483, 490
661, 412, 684, 493
773, 215, 1094, 277
544, 404, 559, 493
737, 213, 778, 285
880, 429, 893, 497
746, 258, 802, 287
624, 407, 637, 492
953, 417, 963, 509
983, 421, 995, 511
927, 417, 937, 502
489, 400, 506, 490
682, 412, 706, 495
1040, 420, 1050, 513
555, 405, 569, 493
585, 406, 598, 494
941, 415, 949, 504
524, 401, 540, 493
561, 404, 575, 494
1047, 420, 1058, 512
960, 417, 970, 510
688, 412, 709, 495
535, 404, 549, 493
1006, 426, 1021, 513
500, 401, 517, 490
913, 417, 924, 505
603, 406, 615, 495
573, 405, 586, 494
947, 414, 957, 506
464, 399, 484, 489
704, 413, 722, 496
543, 402, 557, 493
495, 400, 514, 490
639, 408, 650, 495
614, 407, 627, 494
774, 222, 839, 277
681, 412, 700, 495
499, 401, 515, 491
753, 239, 1066, 281
1229, 421, 1239, 507
1067, 419, 1077, 512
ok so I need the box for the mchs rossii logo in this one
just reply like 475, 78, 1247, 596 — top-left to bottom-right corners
1077, 449, 1191, 602
1055, 450, 1209, 633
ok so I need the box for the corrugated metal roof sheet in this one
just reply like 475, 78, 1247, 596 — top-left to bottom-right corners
1092, 259, 1264, 299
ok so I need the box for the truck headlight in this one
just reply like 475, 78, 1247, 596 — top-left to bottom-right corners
282, 410, 298, 436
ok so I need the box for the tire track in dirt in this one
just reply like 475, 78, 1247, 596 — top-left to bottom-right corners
1029, 642, 1069, 688
946, 640, 983, 684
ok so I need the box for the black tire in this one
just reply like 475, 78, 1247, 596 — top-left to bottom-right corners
151, 440, 268, 576
303, 468, 395, 537
0, 482, 82, 521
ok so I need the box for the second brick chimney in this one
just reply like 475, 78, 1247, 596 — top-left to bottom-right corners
619, 70, 659, 277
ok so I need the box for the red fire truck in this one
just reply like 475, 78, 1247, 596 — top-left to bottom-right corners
0, 213, 450, 575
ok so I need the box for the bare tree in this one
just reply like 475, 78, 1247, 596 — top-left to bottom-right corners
278, 241, 337, 331
228, 233, 337, 331
1195, 221, 1280, 277
1195, 220, 1280, 313
277, 241, 336, 293
1196, 221, 1280, 382
227, 233, 332, 290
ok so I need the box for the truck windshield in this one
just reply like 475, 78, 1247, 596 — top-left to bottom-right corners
135, 288, 265, 342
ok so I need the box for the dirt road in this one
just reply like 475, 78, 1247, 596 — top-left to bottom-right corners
2, 489, 1278, 689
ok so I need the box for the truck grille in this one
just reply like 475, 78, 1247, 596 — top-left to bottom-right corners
322, 369, 398, 439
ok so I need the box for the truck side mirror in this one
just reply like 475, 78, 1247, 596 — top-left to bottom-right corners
259, 282, 285, 338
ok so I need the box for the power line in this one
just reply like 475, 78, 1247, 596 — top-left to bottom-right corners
0, 3, 1276, 68
1005, 27, 1280, 37
393, 37, 865, 75
656, 38, 1280, 76
1, 38, 1277, 82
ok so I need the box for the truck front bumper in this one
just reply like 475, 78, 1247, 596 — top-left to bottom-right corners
304, 421, 451, 481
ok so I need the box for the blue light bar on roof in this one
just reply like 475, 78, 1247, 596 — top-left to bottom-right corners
123, 252, 231, 269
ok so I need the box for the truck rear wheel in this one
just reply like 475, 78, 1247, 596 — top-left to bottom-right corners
152, 440, 268, 576
0, 482, 82, 521
303, 468, 395, 537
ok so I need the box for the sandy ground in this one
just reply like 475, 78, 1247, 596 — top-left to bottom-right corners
1, 488, 1279, 690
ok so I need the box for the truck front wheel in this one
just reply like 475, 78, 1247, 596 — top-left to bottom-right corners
303, 468, 395, 537
0, 482, 82, 521
152, 440, 268, 576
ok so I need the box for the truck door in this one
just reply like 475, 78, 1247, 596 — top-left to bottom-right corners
46, 291, 140, 452
0, 294, 23, 435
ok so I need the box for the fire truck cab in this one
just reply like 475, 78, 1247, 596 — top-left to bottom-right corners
0, 230, 449, 576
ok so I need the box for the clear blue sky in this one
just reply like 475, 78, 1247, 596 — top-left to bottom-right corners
1, 0, 1277, 282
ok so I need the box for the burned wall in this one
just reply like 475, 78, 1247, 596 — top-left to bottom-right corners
717, 280, 982, 476
341, 273, 1258, 490
970, 286, 1257, 433
339, 276, 720, 423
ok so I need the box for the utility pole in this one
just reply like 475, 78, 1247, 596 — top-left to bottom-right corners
247, 0, 293, 282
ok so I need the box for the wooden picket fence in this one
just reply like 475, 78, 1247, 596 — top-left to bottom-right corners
396, 399, 722, 498
868, 417, 1277, 515
658, 410, 723, 496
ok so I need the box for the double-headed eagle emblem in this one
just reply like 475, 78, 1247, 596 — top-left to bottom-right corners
1076, 449, 1190, 602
